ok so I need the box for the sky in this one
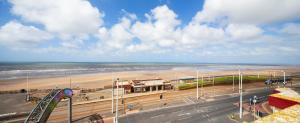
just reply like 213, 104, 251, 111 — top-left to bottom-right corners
0, 0, 300, 64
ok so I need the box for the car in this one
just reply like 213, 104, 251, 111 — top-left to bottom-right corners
265, 77, 292, 85
265, 79, 274, 85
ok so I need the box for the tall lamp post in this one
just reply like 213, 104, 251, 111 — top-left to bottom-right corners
239, 69, 243, 119
121, 80, 125, 114
253, 95, 257, 121
239, 68, 241, 94
112, 76, 114, 114
201, 74, 204, 96
68, 96, 72, 123
232, 74, 235, 92
26, 72, 30, 101
197, 70, 199, 100
115, 78, 119, 123
212, 76, 215, 96
281, 70, 286, 87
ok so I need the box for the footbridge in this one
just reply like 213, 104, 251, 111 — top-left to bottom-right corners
25, 88, 73, 123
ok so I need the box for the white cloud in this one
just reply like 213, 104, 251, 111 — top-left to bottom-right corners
181, 23, 225, 47
225, 24, 263, 40
0, 21, 53, 48
194, 0, 300, 24
126, 44, 154, 52
95, 4, 299, 57
9, 0, 104, 49
1, 1, 299, 62
96, 16, 134, 51
9, 0, 103, 35
129, 5, 182, 52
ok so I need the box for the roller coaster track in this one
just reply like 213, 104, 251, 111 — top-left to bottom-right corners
25, 88, 73, 123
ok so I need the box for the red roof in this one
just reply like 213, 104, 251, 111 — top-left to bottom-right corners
268, 88, 300, 109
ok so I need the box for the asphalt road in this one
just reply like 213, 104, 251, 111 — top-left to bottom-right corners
0, 93, 33, 114
118, 88, 272, 123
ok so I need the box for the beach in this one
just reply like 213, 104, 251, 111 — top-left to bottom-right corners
1, 65, 300, 122
1, 66, 299, 91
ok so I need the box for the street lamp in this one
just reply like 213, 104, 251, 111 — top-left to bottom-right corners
232, 74, 235, 92
253, 95, 257, 121
239, 68, 241, 94
111, 75, 114, 114
115, 78, 119, 123
197, 70, 199, 100
201, 74, 204, 96
212, 76, 215, 96
26, 72, 30, 101
281, 70, 286, 87
239, 71, 243, 119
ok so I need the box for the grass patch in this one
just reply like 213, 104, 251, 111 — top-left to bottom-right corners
178, 75, 268, 90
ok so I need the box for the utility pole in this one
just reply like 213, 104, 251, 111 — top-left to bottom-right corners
197, 70, 199, 100
282, 70, 286, 88
212, 76, 215, 96
239, 69, 241, 94
115, 78, 119, 123
68, 73, 72, 123
201, 74, 204, 96
68, 97, 72, 123
253, 96, 257, 121
26, 72, 29, 101
283, 71, 286, 83
239, 73, 243, 119
232, 75, 235, 92
122, 80, 125, 114
111, 75, 114, 114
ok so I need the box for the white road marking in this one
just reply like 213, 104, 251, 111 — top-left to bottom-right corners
183, 98, 190, 104
183, 96, 195, 104
188, 97, 196, 104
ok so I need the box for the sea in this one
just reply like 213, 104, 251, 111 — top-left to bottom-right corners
0, 62, 289, 81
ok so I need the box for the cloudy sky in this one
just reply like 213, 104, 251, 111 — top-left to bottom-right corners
0, 0, 300, 64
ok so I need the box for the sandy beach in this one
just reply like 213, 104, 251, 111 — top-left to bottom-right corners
1, 67, 300, 91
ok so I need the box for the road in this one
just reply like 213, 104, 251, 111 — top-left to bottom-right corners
118, 89, 272, 123
46, 82, 289, 122
47, 83, 247, 122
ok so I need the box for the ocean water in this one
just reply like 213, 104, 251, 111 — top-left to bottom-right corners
0, 62, 286, 80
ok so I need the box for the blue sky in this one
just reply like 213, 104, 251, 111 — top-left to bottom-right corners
0, 0, 300, 64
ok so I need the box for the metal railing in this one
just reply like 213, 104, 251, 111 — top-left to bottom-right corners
25, 89, 61, 123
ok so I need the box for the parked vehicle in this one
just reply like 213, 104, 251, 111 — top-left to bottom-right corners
264, 77, 292, 85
